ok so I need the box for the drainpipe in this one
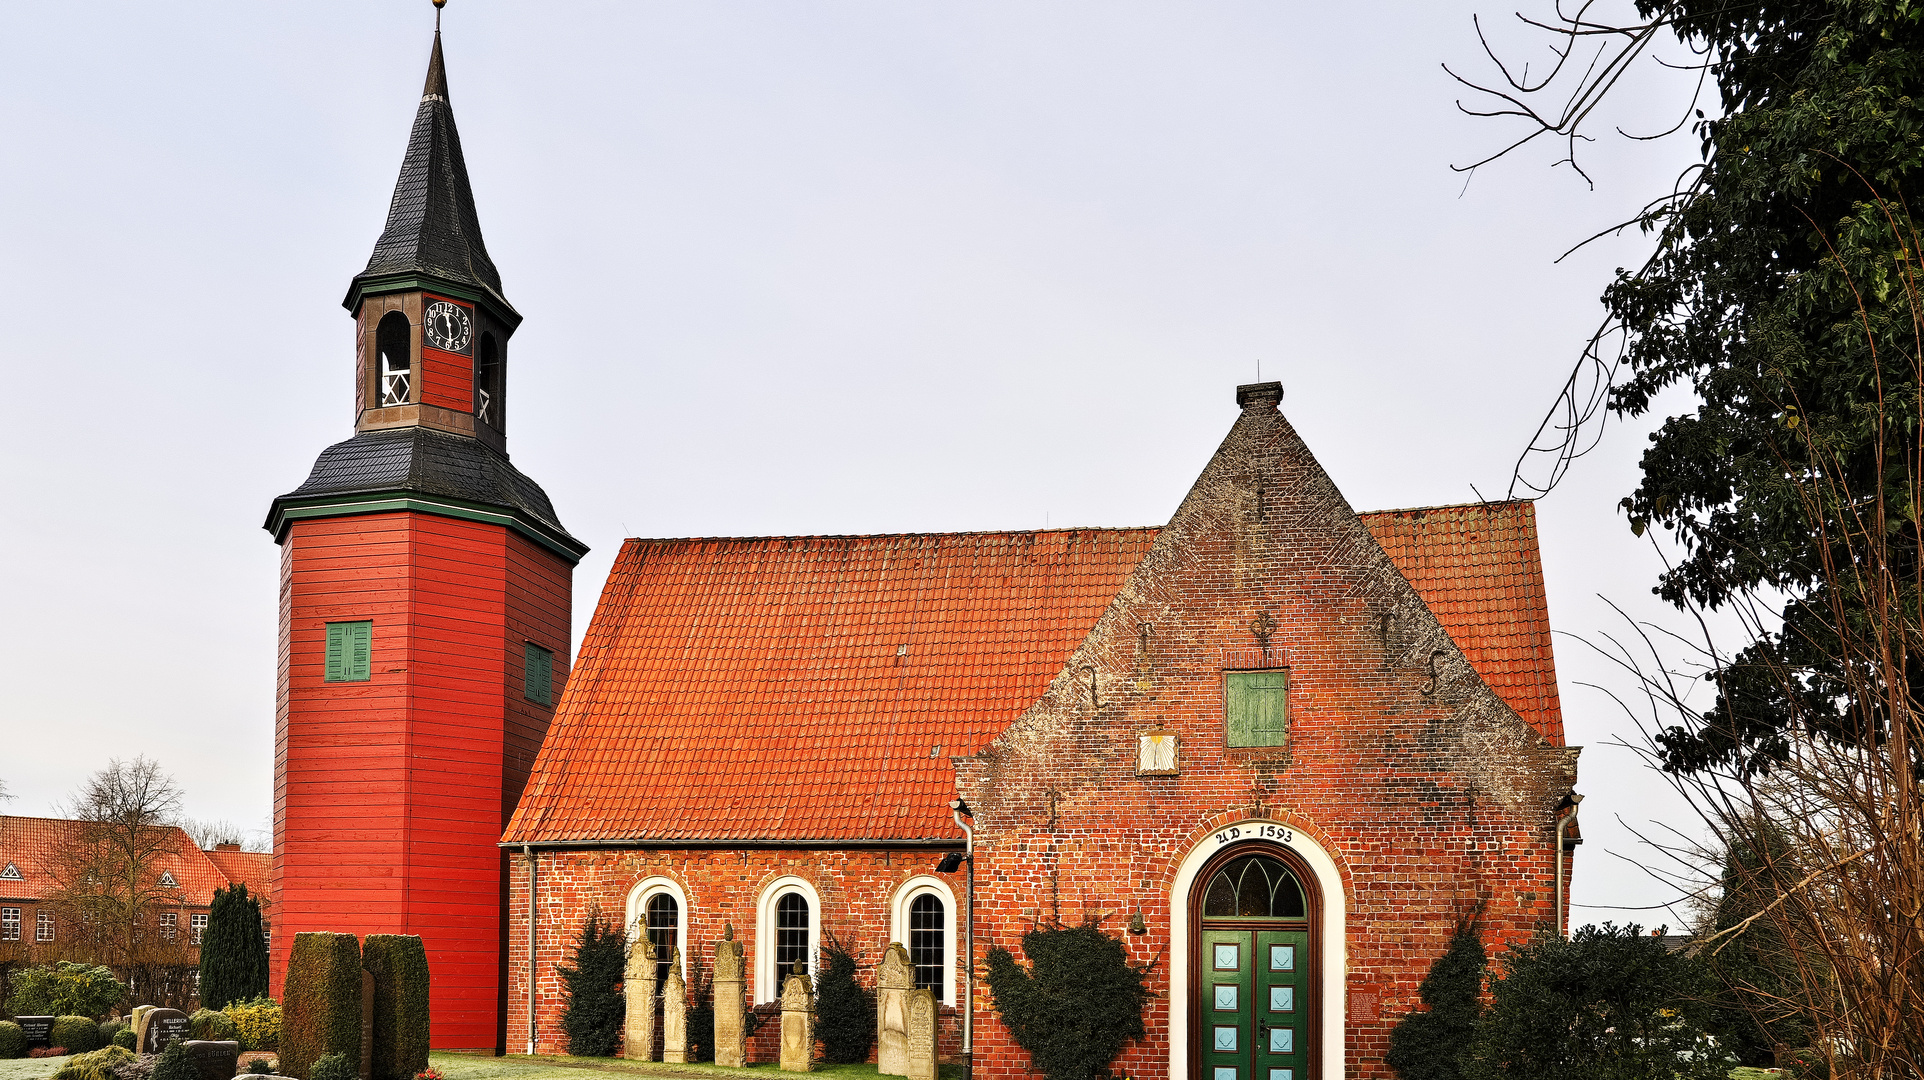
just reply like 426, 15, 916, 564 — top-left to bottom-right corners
524, 844, 537, 1055
1554, 794, 1583, 937
949, 799, 975, 1079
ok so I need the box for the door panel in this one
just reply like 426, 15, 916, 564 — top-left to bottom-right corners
1201, 930, 1253, 1079
1254, 930, 1310, 1080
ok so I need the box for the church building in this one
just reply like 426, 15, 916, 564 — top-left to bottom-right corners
269, 27, 1581, 1080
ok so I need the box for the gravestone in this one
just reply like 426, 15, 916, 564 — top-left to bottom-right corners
712, 926, 746, 1067
622, 934, 657, 1060
182, 1040, 241, 1080
15, 1016, 52, 1050
661, 949, 687, 1064
875, 943, 912, 1075
138, 1008, 192, 1054
779, 967, 813, 1072
904, 990, 936, 1080
130, 1008, 157, 1038
359, 970, 374, 1080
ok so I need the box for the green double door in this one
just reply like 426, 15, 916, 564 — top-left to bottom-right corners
1201, 928, 1310, 1080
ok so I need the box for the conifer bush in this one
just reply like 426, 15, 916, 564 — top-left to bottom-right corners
52, 1016, 103, 1054
309, 1053, 355, 1080
555, 910, 625, 1057
1387, 923, 1486, 1080
110, 1029, 136, 1051
51, 1045, 136, 1080
189, 1010, 237, 1042
199, 885, 270, 1011
814, 938, 874, 1064
281, 933, 362, 1080
148, 1043, 197, 1080
985, 920, 1150, 1080
362, 935, 430, 1080
0, 1021, 25, 1059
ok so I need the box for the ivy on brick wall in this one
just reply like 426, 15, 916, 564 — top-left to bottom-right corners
556, 909, 626, 1057
985, 920, 1150, 1080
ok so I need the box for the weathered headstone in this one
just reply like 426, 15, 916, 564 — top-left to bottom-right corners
712, 925, 746, 1067
623, 933, 658, 1060
661, 949, 688, 1064
182, 1040, 242, 1080
138, 1008, 192, 1054
15, 1016, 53, 1050
130, 1007, 157, 1038
779, 966, 813, 1072
904, 989, 937, 1080
876, 942, 913, 1075
359, 970, 375, 1080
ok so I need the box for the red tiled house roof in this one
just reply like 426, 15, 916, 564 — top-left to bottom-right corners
504, 500, 1564, 846
0, 816, 237, 907
202, 847, 272, 899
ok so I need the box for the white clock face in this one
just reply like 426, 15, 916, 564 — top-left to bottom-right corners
424, 300, 473, 353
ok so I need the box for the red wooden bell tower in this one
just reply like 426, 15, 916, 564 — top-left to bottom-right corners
265, 27, 586, 1051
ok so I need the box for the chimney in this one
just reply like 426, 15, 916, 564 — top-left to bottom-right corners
215, 842, 241, 851
1237, 381, 1283, 411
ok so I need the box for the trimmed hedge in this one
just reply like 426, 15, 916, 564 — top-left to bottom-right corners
281, 933, 362, 1080
51, 1016, 103, 1054
110, 1028, 136, 1051
0, 1021, 24, 1059
227, 997, 282, 1052
189, 1010, 238, 1041
362, 936, 429, 1080
310, 1052, 355, 1080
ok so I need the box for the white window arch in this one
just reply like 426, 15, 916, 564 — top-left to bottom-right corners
623, 876, 688, 982
890, 876, 958, 1005
754, 876, 821, 1002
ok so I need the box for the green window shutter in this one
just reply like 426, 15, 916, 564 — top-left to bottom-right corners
524, 643, 554, 706
1225, 670, 1289, 747
325, 621, 373, 682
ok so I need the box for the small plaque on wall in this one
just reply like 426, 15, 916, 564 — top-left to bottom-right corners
1138, 729, 1178, 775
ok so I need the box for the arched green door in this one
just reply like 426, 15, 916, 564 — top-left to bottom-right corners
1193, 848, 1316, 1080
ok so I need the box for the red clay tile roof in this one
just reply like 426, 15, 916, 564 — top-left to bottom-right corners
202, 848, 272, 900
0, 815, 238, 907
504, 502, 1564, 845
1360, 500, 1564, 744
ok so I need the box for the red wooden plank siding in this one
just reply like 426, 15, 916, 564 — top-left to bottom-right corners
271, 511, 571, 1051
419, 347, 472, 412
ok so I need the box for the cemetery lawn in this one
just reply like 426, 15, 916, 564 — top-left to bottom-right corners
0, 1057, 68, 1080
429, 1052, 965, 1080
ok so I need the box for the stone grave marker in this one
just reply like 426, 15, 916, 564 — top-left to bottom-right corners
623, 933, 657, 1060
15, 1016, 52, 1050
182, 1040, 241, 1080
661, 949, 688, 1064
712, 925, 746, 1067
779, 966, 813, 1072
905, 989, 936, 1080
876, 943, 912, 1075
138, 1008, 192, 1054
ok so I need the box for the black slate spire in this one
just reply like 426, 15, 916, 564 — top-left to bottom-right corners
350, 30, 508, 313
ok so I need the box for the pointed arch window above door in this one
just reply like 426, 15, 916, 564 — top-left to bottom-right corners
1202, 853, 1305, 919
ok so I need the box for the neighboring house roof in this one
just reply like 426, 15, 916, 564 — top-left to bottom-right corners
202, 847, 272, 901
1359, 500, 1564, 744
504, 500, 1566, 847
0, 816, 257, 908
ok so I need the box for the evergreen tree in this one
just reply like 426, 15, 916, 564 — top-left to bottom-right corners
555, 909, 626, 1057
814, 936, 874, 1064
1386, 922, 1486, 1080
199, 884, 269, 1010
1702, 828, 1811, 1066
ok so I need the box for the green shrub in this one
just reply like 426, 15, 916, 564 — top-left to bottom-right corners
149, 1042, 197, 1080
0, 1021, 25, 1059
1464, 923, 1732, 1080
1387, 923, 1486, 1080
814, 939, 874, 1063
200, 885, 270, 1011
985, 920, 1149, 1080
310, 1052, 355, 1080
281, 933, 362, 1080
361, 936, 429, 1080
6, 963, 124, 1018
52, 1045, 136, 1080
247, 1059, 277, 1075
555, 910, 625, 1057
226, 997, 282, 1052
189, 1010, 237, 1042
52, 1016, 104, 1054
97, 1021, 126, 1051
110, 1028, 136, 1051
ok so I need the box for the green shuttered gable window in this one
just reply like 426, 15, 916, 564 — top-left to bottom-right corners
1225, 670, 1289, 747
524, 642, 554, 706
324, 621, 372, 682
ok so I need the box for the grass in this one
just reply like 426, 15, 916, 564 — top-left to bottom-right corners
0, 1056, 69, 1080
429, 1052, 965, 1080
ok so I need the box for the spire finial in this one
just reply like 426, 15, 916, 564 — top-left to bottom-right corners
423, 17, 449, 101
433, 0, 446, 34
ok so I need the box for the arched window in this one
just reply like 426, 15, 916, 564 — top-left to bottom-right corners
474, 333, 500, 423
908, 893, 944, 993
645, 892, 679, 989
1201, 853, 1306, 918
376, 311, 411, 406
774, 892, 809, 979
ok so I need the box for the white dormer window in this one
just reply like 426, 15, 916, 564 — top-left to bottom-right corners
0, 862, 20, 881
158, 871, 178, 888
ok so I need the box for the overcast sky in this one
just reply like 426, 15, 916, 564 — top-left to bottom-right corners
1, 2, 1717, 929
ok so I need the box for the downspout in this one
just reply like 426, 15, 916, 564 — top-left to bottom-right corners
1554, 793, 1583, 936
950, 800, 975, 1078
524, 844, 537, 1055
